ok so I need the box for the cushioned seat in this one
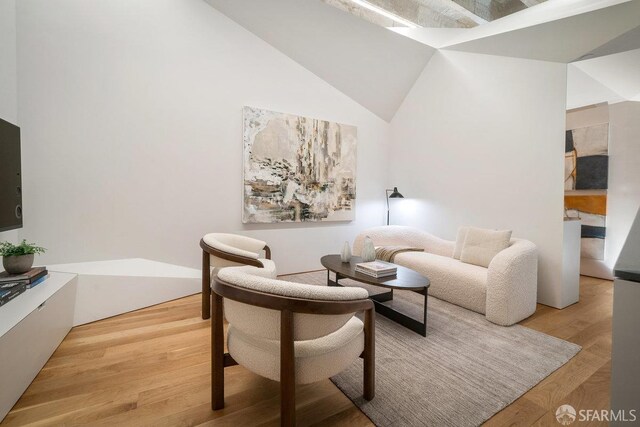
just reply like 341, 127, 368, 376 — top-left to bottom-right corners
395, 251, 488, 314
228, 317, 365, 384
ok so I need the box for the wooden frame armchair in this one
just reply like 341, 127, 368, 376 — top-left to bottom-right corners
200, 233, 273, 319
211, 267, 375, 426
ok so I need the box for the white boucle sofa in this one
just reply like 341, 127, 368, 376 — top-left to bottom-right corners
353, 226, 538, 326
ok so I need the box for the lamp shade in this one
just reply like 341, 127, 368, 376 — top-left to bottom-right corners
389, 187, 404, 198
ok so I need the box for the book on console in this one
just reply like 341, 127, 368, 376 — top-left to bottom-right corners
0, 267, 49, 289
0, 280, 27, 291
0, 267, 48, 285
0, 282, 27, 307
27, 274, 49, 289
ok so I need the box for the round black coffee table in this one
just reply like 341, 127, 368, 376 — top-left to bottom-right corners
321, 255, 430, 336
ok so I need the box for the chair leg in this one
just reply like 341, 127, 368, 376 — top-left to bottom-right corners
280, 310, 295, 426
211, 292, 224, 410
202, 250, 211, 320
364, 308, 375, 401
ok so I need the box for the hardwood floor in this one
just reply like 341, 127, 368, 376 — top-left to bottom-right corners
1, 275, 613, 426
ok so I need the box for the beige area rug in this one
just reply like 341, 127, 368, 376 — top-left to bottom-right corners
283, 271, 581, 427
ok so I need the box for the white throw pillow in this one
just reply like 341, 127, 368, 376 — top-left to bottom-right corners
453, 226, 470, 260
460, 227, 512, 268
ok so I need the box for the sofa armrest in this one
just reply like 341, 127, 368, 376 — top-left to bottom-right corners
486, 239, 538, 326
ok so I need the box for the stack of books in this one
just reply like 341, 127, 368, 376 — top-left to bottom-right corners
355, 261, 397, 278
0, 267, 49, 307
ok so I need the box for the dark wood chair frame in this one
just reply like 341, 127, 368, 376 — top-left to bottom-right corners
200, 238, 271, 320
211, 276, 375, 426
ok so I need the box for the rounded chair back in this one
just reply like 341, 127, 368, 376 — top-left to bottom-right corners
217, 266, 368, 341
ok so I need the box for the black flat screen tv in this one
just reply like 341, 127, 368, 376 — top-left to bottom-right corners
0, 117, 22, 232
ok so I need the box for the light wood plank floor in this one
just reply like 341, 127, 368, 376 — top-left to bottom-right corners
1, 275, 613, 426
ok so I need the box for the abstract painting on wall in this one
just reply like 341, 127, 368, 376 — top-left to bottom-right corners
565, 124, 609, 190
243, 106, 357, 223
565, 194, 607, 260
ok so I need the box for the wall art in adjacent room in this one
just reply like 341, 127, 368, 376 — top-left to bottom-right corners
243, 107, 357, 223
564, 123, 609, 190
565, 194, 607, 260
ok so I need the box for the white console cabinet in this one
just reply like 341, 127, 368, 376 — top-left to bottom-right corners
0, 273, 77, 421
0, 258, 200, 421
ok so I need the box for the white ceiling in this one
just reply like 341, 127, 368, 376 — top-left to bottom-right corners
388, 0, 634, 48
205, 0, 435, 121
567, 48, 640, 109
566, 65, 625, 110
585, 24, 640, 59
390, 27, 468, 48
575, 49, 640, 99
205, 0, 640, 118
440, 0, 640, 62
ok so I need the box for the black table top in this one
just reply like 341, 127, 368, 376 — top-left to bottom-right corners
321, 255, 430, 291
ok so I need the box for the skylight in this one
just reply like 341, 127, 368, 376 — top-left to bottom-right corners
323, 0, 548, 28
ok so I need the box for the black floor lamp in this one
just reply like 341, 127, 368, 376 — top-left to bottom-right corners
386, 187, 404, 225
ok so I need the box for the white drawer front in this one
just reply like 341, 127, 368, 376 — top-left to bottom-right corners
0, 277, 77, 421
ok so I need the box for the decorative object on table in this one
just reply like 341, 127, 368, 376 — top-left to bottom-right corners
361, 236, 376, 262
385, 187, 404, 225
564, 194, 607, 259
0, 266, 49, 289
340, 241, 352, 263
355, 260, 397, 278
0, 240, 46, 274
564, 124, 609, 190
242, 106, 357, 223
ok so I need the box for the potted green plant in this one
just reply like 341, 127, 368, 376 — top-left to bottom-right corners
0, 240, 46, 274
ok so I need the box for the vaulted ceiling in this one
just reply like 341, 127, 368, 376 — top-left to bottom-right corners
205, 0, 436, 121
206, 0, 640, 120
568, 48, 640, 108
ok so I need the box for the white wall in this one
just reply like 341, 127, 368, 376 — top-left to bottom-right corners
0, 0, 19, 244
608, 101, 640, 276
0, 0, 16, 124
389, 50, 568, 307
16, 0, 390, 274
566, 101, 640, 280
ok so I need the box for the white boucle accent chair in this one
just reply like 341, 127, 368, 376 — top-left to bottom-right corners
211, 265, 375, 426
353, 226, 538, 326
200, 233, 276, 320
